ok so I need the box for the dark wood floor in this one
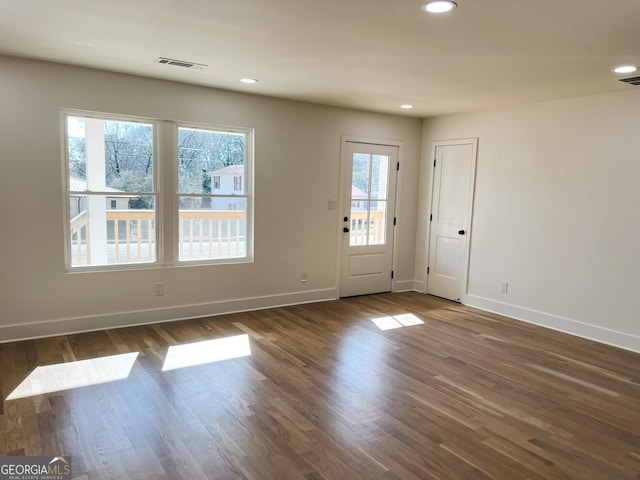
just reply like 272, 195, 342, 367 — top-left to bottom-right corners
1, 292, 639, 479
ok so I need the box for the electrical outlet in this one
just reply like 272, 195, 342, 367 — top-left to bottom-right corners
500, 281, 509, 293
154, 283, 165, 296
300, 271, 308, 283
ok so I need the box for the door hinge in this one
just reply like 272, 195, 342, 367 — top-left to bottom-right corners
427, 266, 430, 275
396, 162, 400, 171
429, 213, 433, 222
434, 158, 436, 167
391, 270, 394, 279
393, 217, 397, 226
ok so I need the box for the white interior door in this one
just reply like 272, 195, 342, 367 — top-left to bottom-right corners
340, 141, 398, 297
427, 140, 477, 302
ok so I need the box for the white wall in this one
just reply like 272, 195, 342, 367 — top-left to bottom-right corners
0, 56, 422, 341
416, 90, 640, 352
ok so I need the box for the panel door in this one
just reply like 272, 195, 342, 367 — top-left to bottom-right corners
340, 142, 398, 297
427, 141, 477, 301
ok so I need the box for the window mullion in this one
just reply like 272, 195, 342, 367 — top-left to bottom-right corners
159, 120, 176, 266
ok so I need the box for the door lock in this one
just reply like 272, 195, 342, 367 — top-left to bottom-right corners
343, 227, 350, 233
458, 229, 466, 235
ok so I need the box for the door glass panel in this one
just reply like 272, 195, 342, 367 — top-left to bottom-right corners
370, 155, 389, 200
352, 153, 371, 196
350, 153, 389, 246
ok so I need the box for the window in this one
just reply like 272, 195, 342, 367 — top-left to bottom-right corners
177, 125, 252, 262
65, 114, 156, 267
64, 112, 253, 270
350, 152, 389, 246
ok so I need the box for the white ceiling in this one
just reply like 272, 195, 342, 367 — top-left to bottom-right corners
1, 0, 639, 117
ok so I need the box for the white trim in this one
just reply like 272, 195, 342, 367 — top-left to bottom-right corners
61, 109, 162, 271
391, 141, 404, 294
60, 110, 256, 272
61, 110, 73, 270
412, 280, 427, 293
160, 120, 174, 266
338, 136, 403, 297
0, 288, 338, 343
425, 138, 478, 299
393, 280, 415, 292
464, 294, 640, 354
174, 123, 255, 265
340, 135, 405, 148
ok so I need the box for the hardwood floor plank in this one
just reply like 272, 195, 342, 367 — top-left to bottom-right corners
1, 292, 639, 479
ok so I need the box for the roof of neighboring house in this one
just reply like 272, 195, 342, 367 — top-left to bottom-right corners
210, 165, 244, 175
69, 176, 135, 195
351, 185, 368, 200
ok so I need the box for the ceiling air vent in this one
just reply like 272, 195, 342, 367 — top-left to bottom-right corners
618, 76, 640, 86
155, 57, 207, 70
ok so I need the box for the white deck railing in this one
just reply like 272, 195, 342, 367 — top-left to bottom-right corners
70, 209, 91, 265
178, 210, 245, 260
349, 210, 385, 245
70, 209, 245, 265
70, 208, 383, 265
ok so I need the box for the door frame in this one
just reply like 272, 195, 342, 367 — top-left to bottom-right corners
425, 138, 478, 303
337, 135, 404, 297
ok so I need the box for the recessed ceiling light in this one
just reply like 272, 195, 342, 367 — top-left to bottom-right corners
613, 65, 638, 74
422, 1, 457, 13
400, 104, 415, 109
240, 78, 258, 84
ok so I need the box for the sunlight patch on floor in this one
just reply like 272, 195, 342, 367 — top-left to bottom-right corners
161, 334, 251, 371
6, 352, 139, 400
371, 313, 425, 331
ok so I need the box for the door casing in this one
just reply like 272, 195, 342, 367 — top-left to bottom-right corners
337, 136, 403, 297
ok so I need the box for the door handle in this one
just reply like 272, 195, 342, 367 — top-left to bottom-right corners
343, 227, 350, 233
458, 230, 466, 235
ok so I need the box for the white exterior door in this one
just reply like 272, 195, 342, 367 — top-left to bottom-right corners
340, 141, 399, 297
427, 140, 477, 302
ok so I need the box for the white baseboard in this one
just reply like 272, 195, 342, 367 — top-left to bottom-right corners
7, 289, 637, 354
393, 280, 416, 292
412, 280, 426, 293
0, 288, 339, 343
463, 294, 640, 354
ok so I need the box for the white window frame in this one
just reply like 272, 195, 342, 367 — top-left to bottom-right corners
175, 122, 254, 266
61, 110, 254, 272
62, 110, 161, 272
